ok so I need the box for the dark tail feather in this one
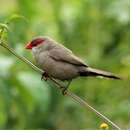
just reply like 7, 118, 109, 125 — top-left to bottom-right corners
80, 67, 121, 80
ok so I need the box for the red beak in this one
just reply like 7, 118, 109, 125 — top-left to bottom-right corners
25, 43, 32, 50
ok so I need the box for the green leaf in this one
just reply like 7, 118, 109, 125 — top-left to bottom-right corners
0, 23, 9, 31
6, 14, 28, 24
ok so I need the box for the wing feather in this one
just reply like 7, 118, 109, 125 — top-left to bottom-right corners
49, 45, 88, 67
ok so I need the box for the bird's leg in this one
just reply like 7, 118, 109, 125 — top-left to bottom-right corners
61, 80, 72, 95
41, 72, 49, 81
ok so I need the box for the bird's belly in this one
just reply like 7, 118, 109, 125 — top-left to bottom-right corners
41, 59, 79, 80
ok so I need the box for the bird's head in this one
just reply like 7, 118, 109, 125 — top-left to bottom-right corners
25, 36, 50, 50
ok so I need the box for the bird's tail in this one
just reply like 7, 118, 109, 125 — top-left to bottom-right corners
80, 67, 121, 80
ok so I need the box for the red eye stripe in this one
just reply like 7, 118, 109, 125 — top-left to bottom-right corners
31, 38, 45, 47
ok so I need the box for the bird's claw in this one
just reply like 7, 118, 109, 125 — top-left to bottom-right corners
60, 86, 68, 95
41, 72, 49, 81
60, 80, 72, 95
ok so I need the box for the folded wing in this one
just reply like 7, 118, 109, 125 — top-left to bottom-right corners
49, 45, 88, 67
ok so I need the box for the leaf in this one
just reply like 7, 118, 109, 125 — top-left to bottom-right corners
0, 23, 9, 31
6, 14, 29, 24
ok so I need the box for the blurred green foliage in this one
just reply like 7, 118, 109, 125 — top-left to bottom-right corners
0, 0, 130, 130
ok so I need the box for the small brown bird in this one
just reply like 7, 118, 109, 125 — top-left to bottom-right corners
25, 36, 120, 93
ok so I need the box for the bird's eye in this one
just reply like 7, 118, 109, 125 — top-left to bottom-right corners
31, 38, 45, 47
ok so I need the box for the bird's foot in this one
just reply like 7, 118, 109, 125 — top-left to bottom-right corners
60, 86, 68, 95
41, 72, 49, 81
60, 80, 72, 95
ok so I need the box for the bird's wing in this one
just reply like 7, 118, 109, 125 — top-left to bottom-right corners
49, 45, 88, 67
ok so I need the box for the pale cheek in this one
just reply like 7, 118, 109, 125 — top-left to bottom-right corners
32, 47, 39, 60
32, 47, 37, 53
32, 47, 38, 57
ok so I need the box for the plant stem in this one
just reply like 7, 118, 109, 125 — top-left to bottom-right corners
0, 40, 122, 130
0, 41, 43, 74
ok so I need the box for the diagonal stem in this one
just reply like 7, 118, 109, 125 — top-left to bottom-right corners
0, 41, 43, 74
0, 40, 122, 130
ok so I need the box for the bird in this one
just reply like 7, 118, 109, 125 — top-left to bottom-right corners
25, 36, 120, 94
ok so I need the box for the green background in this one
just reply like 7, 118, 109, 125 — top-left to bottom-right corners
0, 0, 130, 130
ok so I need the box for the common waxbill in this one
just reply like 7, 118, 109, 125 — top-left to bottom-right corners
25, 36, 120, 92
